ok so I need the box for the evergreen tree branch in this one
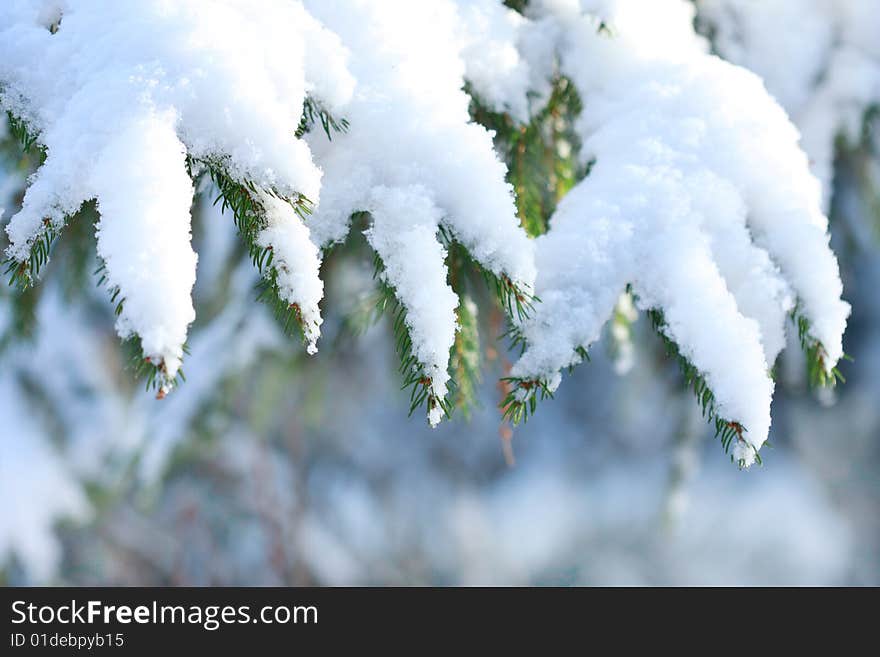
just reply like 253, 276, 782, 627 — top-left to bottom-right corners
647, 308, 761, 468
295, 97, 350, 141
791, 303, 851, 388
370, 250, 453, 421
198, 157, 315, 347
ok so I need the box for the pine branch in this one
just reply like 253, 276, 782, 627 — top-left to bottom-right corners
647, 308, 761, 468
497, 317, 591, 426
295, 97, 350, 140
790, 302, 851, 388
197, 96, 350, 344
2, 112, 56, 289
500, 375, 555, 424
5, 110, 43, 155
498, 344, 591, 425
121, 334, 189, 399
437, 225, 537, 321
467, 77, 591, 425
370, 251, 452, 421
197, 157, 316, 348
3, 219, 58, 289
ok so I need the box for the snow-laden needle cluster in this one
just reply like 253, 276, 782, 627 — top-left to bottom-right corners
502, 0, 850, 466
0, 0, 854, 449
0, 0, 534, 417
303, 0, 536, 426
0, 0, 353, 393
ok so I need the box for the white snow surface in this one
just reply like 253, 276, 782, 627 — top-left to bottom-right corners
0, 0, 855, 440
698, 0, 880, 209
507, 0, 850, 464
0, 0, 353, 379
303, 0, 537, 424
0, 0, 538, 418
255, 191, 324, 355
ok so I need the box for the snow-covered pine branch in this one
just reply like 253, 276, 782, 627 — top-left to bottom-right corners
301, 0, 536, 425
502, 0, 850, 467
0, 1, 537, 421
0, 0, 353, 394
0, 0, 853, 456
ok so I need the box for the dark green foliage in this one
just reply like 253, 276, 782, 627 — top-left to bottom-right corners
500, 375, 555, 425
443, 230, 484, 416
295, 97, 350, 140
469, 77, 584, 238
4, 221, 58, 289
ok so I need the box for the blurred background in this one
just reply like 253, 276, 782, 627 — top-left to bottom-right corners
1, 1, 878, 586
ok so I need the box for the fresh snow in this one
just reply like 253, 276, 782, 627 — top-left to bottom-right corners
507, 0, 850, 465
0, 0, 353, 384
698, 0, 880, 210
0, 0, 853, 444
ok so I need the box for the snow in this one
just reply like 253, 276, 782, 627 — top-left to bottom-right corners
2, 0, 851, 438
365, 186, 460, 426
0, 0, 874, 585
255, 191, 324, 355
508, 0, 850, 464
455, 0, 556, 122
0, 0, 353, 382
302, 0, 537, 292
92, 110, 197, 381
0, 0, 538, 418
303, 0, 536, 424
698, 0, 880, 209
